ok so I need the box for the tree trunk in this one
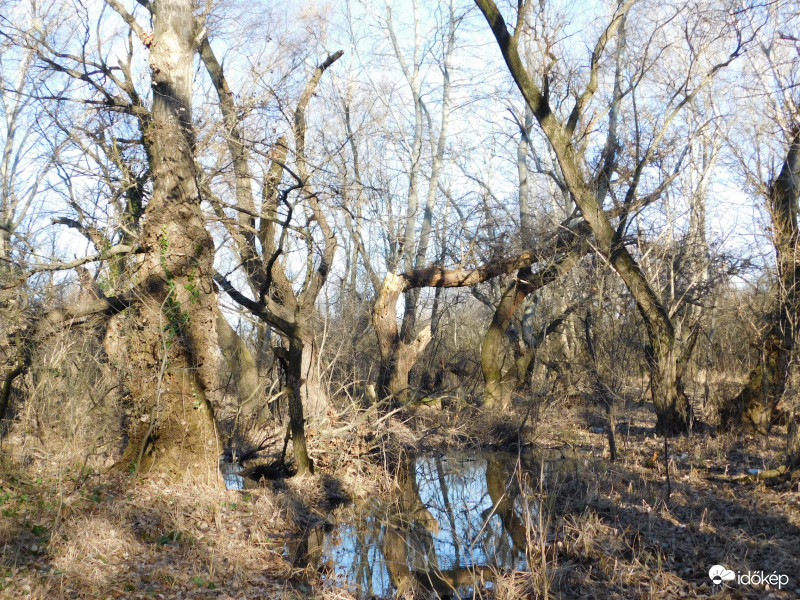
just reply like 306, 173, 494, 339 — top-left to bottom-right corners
648, 342, 690, 435
122, 0, 220, 480
299, 331, 328, 422
0, 360, 24, 427
216, 314, 263, 425
286, 339, 313, 475
273, 337, 313, 474
721, 129, 800, 433
482, 251, 584, 408
475, 0, 691, 434
373, 273, 432, 403
789, 409, 800, 466
482, 271, 533, 409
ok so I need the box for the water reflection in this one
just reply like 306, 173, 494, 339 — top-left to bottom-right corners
219, 459, 244, 490
290, 451, 552, 599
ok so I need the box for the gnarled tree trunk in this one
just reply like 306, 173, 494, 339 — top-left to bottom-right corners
482, 251, 583, 408
373, 273, 432, 403
121, 0, 220, 479
374, 226, 588, 404
721, 129, 800, 434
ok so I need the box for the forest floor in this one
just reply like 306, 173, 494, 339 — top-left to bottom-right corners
1, 393, 799, 599
522, 397, 800, 599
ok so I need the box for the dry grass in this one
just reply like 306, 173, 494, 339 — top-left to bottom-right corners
0, 455, 327, 599
300, 395, 800, 599
0, 393, 394, 599
512, 398, 800, 599
2, 386, 800, 599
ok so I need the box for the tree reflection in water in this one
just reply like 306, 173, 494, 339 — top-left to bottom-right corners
292, 451, 553, 598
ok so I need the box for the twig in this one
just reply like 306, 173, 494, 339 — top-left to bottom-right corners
663, 433, 671, 500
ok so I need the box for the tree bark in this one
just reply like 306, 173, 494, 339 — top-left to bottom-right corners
721, 128, 800, 433
373, 273, 432, 402
374, 225, 589, 403
482, 252, 582, 408
121, 0, 220, 479
0, 358, 24, 427
216, 314, 263, 423
299, 332, 328, 421
276, 340, 313, 475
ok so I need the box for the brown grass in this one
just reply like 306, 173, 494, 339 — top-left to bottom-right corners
2, 389, 800, 599
512, 397, 800, 599
0, 456, 323, 599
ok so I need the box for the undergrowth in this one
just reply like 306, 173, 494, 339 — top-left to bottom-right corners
1, 390, 799, 599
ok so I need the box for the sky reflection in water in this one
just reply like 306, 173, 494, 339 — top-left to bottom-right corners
295, 451, 545, 598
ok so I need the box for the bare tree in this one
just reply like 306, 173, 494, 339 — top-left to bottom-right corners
717, 5, 800, 447
0, 9, 67, 425
210, 56, 341, 473
351, 0, 461, 402
197, 26, 342, 473
474, 0, 745, 433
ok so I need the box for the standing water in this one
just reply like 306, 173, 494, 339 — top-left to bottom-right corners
288, 450, 569, 599
219, 458, 244, 490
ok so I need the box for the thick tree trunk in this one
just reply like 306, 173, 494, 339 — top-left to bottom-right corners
721, 130, 800, 433
648, 343, 691, 435
122, 0, 220, 480
387, 331, 432, 401
373, 273, 432, 403
720, 318, 790, 433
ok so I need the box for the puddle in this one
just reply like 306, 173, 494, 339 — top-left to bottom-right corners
220, 459, 244, 490
288, 450, 574, 599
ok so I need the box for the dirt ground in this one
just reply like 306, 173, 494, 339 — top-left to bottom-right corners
1, 395, 799, 599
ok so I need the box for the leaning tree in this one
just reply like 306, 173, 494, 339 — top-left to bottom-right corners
474, 0, 747, 433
